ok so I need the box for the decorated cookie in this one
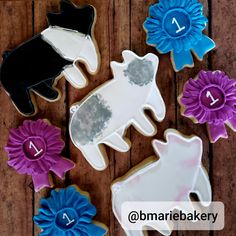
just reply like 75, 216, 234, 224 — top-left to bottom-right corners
179, 70, 236, 143
111, 129, 212, 236
5, 119, 75, 192
143, 0, 215, 72
0, 0, 99, 116
69, 50, 166, 171
34, 186, 108, 236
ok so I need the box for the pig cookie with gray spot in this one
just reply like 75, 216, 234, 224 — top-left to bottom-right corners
0, 0, 100, 116
111, 129, 212, 236
69, 50, 166, 171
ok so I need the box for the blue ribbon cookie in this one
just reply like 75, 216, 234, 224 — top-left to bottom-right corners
34, 186, 108, 236
144, 0, 215, 71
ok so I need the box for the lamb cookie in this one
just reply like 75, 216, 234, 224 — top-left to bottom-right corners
69, 50, 166, 171
0, 0, 100, 116
179, 70, 236, 143
143, 0, 215, 72
5, 119, 75, 192
111, 129, 212, 236
34, 185, 108, 236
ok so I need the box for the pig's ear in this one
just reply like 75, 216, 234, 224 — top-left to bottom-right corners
152, 139, 166, 159
122, 50, 136, 64
145, 53, 159, 70
110, 61, 124, 79
60, 0, 75, 12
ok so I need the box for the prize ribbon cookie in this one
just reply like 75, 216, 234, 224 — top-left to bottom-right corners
112, 129, 212, 236
5, 119, 75, 192
34, 186, 108, 236
179, 71, 236, 143
144, 0, 215, 71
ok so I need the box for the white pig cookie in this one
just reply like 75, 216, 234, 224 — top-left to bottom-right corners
111, 129, 212, 236
69, 50, 166, 171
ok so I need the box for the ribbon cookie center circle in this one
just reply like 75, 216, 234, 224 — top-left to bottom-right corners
163, 9, 191, 38
200, 85, 226, 111
55, 208, 78, 231
23, 136, 46, 161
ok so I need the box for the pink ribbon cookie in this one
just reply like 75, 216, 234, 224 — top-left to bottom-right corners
5, 119, 75, 192
179, 71, 236, 142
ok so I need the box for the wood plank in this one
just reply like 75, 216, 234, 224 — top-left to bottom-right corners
67, 0, 113, 232
176, 0, 211, 236
0, 2, 33, 236
130, 1, 176, 236
109, 0, 131, 235
211, 0, 236, 235
32, 0, 68, 235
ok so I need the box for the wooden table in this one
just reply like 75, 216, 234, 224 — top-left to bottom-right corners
0, 0, 235, 235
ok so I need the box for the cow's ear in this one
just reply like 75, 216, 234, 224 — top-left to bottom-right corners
60, 0, 75, 12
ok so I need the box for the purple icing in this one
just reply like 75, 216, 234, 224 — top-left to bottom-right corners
181, 71, 236, 142
5, 119, 75, 192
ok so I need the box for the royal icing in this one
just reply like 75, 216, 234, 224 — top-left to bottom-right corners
69, 50, 166, 171
34, 186, 108, 236
144, 0, 215, 71
5, 119, 75, 192
179, 70, 236, 143
112, 129, 212, 236
0, 0, 99, 116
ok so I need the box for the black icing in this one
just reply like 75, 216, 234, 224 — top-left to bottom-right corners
47, 0, 95, 36
0, 35, 71, 116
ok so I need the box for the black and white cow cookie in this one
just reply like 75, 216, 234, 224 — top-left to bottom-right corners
0, 0, 100, 116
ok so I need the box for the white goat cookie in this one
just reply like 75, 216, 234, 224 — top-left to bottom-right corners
69, 50, 166, 170
111, 129, 212, 236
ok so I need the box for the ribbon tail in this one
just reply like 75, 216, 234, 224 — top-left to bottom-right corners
172, 49, 193, 72
32, 173, 51, 192
191, 35, 216, 60
50, 158, 75, 179
208, 122, 228, 143
227, 116, 236, 131
80, 222, 107, 236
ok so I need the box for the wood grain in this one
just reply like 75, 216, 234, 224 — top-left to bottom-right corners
0, 0, 235, 236
0, 1, 33, 236
211, 1, 236, 236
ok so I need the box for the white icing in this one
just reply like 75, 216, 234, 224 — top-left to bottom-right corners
41, 26, 99, 87
111, 129, 212, 236
69, 50, 166, 170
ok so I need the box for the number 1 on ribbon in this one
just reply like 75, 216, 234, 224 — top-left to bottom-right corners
63, 213, 75, 226
172, 17, 186, 34
206, 91, 219, 106
29, 141, 43, 157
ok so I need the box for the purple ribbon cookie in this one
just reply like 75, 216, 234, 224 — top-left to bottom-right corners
5, 119, 75, 192
179, 71, 236, 143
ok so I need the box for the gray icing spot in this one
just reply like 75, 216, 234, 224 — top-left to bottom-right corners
124, 58, 154, 86
71, 94, 112, 145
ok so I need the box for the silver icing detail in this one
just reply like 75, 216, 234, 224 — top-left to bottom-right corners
71, 94, 112, 145
124, 59, 154, 86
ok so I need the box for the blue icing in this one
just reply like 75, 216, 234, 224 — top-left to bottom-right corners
163, 9, 191, 38
34, 186, 107, 236
144, 0, 215, 71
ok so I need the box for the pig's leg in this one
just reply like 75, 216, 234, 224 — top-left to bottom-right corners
147, 221, 172, 235
32, 82, 59, 101
193, 167, 212, 206
132, 111, 156, 136
103, 133, 130, 152
10, 89, 35, 116
63, 64, 87, 88
79, 144, 108, 171
124, 230, 144, 236
145, 85, 166, 122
